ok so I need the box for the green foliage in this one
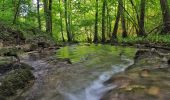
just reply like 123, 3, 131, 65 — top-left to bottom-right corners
118, 34, 170, 45
0, 0, 169, 43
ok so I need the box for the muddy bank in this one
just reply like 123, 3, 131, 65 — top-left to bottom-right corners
102, 49, 170, 100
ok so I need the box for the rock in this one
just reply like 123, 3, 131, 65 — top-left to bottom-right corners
3, 51, 19, 62
162, 57, 168, 62
37, 42, 50, 48
151, 48, 156, 52
139, 69, 150, 78
147, 86, 160, 96
12, 63, 34, 70
134, 49, 161, 62
124, 85, 146, 91
29, 43, 38, 51
104, 76, 132, 88
0, 63, 13, 74
63, 58, 72, 64
134, 50, 148, 60
0, 62, 34, 74
0, 69, 35, 97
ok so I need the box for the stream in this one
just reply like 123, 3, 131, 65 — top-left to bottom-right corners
17, 44, 136, 100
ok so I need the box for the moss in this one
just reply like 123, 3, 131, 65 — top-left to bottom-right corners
0, 62, 34, 74
29, 43, 38, 51
12, 63, 34, 70
0, 69, 35, 97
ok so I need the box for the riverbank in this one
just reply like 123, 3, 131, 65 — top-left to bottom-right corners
102, 48, 170, 100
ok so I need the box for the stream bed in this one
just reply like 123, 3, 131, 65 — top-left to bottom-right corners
17, 44, 137, 100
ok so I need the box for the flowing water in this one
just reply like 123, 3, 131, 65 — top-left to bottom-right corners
17, 44, 136, 100
56, 44, 136, 100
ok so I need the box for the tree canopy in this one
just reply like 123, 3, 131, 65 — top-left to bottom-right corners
0, 0, 170, 42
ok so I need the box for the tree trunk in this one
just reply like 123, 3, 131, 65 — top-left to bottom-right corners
59, 0, 65, 42
43, 0, 52, 34
48, 0, 52, 34
13, 0, 21, 24
93, 0, 99, 43
160, 0, 170, 34
120, 0, 127, 38
43, 0, 48, 32
111, 2, 121, 41
138, 0, 146, 36
68, 0, 73, 40
64, 0, 72, 42
106, 2, 111, 39
101, 0, 106, 42
37, 0, 41, 30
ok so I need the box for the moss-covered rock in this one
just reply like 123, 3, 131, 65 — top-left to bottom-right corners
0, 61, 34, 74
0, 69, 35, 97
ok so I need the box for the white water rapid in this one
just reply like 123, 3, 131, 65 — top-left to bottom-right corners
62, 56, 134, 100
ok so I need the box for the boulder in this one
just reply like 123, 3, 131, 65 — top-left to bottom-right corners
0, 69, 35, 97
0, 58, 34, 74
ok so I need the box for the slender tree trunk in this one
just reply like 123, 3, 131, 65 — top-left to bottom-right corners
111, 2, 121, 41
93, 0, 99, 43
13, 0, 21, 24
83, 0, 89, 42
43, 0, 48, 32
64, 0, 72, 42
120, 0, 127, 38
37, 0, 41, 30
138, 0, 146, 36
68, 0, 72, 40
43, 0, 52, 34
48, 0, 52, 34
101, 0, 106, 42
129, 0, 141, 34
59, 0, 65, 42
160, 0, 170, 34
106, 2, 112, 39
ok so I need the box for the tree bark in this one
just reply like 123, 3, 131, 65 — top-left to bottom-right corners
64, 0, 72, 42
111, 1, 121, 41
48, 0, 52, 34
160, 0, 170, 34
120, 0, 127, 38
43, 0, 52, 34
59, 0, 65, 42
138, 0, 146, 36
93, 0, 99, 43
101, 0, 106, 42
37, 0, 41, 30
43, 0, 48, 32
